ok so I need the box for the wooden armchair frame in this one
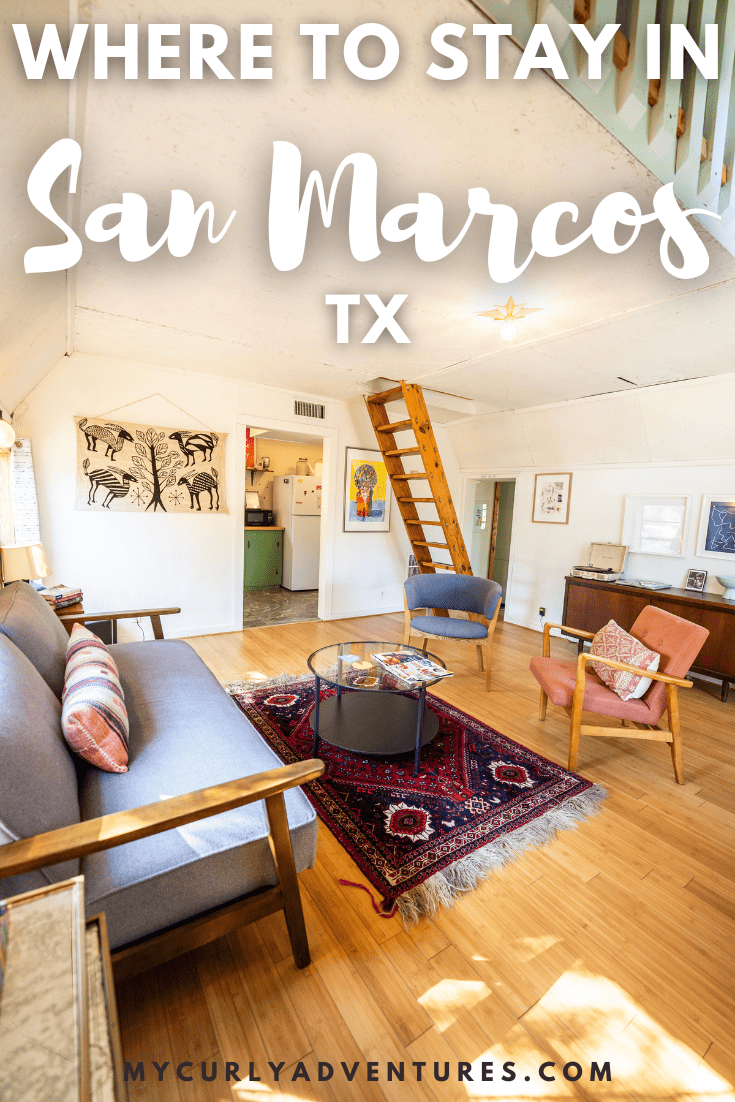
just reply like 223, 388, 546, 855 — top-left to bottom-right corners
404, 590, 501, 690
58, 606, 181, 640
0, 758, 325, 979
539, 622, 692, 783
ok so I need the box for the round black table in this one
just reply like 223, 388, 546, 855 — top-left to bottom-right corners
306, 641, 447, 775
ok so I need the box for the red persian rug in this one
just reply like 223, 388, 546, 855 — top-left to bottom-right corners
228, 676, 605, 920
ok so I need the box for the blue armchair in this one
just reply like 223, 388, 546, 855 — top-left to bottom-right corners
403, 574, 502, 690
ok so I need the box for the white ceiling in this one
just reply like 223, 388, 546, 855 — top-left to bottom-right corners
59, 0, 735, 410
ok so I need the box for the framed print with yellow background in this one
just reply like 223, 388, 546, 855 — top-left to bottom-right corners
344, 447, 391, 532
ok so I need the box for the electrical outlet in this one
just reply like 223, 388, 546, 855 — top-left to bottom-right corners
539, 606, 546, 618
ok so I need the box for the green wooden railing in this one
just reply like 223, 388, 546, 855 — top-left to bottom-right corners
472, 1, 735, 257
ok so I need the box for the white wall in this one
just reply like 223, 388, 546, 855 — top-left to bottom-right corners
448, 376, 735, 632
0, 0, 69, 414
18, 353, 409, 638
503, 464, 735, 631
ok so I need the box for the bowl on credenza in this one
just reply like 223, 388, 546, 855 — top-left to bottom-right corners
716, 575, 735, 600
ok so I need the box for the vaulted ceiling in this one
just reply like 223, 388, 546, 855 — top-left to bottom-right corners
4, 0, 735, 414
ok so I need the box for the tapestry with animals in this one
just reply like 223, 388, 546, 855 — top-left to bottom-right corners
74, 417, 228, 514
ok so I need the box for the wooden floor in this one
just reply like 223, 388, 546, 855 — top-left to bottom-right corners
116, 614, 735, 1102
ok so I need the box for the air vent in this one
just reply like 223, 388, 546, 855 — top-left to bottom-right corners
294, 400, 325, 419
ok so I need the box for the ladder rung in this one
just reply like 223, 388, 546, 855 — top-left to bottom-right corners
393, 473, 427, 480
367, 386, 404, 405
397, 497, 433, 503
406, 519, 442, 525
384, 447, 421, 458
427, 562, 456, 571
413, 541, 449, 549
375, 420, 412, 433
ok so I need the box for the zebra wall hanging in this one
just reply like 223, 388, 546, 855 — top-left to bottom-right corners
74, 416, 228, 514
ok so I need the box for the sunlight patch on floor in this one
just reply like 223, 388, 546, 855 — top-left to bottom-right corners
418, 977, 491, 1030
528, 965, 735, 1099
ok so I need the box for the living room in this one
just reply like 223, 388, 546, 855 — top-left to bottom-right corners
1, 1, 735, 1100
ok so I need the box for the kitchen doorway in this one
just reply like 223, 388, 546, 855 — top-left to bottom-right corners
242, 425, 324, 629
468, 479, 516, 608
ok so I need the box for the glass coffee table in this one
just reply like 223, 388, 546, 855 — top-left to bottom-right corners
307, 641, 447, 775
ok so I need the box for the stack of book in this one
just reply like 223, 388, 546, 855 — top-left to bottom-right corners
40, 585, 83, 610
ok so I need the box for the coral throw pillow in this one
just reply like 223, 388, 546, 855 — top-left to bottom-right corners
62, 624, 129, 773
590, 620, 661, 701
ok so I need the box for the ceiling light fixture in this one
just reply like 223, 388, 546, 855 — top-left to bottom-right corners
0, 413, 15, 450
477, 296, 543, 341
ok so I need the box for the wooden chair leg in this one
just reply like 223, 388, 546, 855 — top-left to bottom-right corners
568, 668, 585, 772
476, 644, 484, 672
539, 687, 548, 720
665, 684, 685, 784
265, 792, 311, 968
481, 638, 493, 689
421, 638, 429, 651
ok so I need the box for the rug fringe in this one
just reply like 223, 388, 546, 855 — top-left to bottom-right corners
394, 784, 607, 924
225, 672, 314, 694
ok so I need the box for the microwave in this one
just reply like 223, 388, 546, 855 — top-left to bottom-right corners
245, 508, 274, 527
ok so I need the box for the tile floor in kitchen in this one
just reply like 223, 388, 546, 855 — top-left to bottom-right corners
242, 585, 320, 628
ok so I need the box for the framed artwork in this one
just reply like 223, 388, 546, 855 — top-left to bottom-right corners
532, 473, 572, 524
695, 496, 735, 560
344, 447, 391, 532
685, 568, 707, 592
622, 494, 691, 557
74, 416, 227, 514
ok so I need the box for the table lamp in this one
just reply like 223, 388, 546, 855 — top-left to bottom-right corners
0, 542, 52, 585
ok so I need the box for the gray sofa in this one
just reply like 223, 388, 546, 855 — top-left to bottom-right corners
0, 582, 320, 967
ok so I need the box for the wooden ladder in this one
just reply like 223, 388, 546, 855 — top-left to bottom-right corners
364, 381, 472, 576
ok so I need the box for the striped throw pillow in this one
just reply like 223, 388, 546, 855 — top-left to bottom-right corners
62, 624, 129, 773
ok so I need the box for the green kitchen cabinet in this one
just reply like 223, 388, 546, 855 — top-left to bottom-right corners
244, 528, 283, 588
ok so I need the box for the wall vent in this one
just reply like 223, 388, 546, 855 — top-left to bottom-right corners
294, 400, 325, 419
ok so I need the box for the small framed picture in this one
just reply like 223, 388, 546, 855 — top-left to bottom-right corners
685, 569, 707, 592
532, 473, 572, 524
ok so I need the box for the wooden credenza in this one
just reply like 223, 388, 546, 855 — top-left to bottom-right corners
563, 576, 735, 701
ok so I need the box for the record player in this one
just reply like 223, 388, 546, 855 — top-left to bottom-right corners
570, 542, 627, 582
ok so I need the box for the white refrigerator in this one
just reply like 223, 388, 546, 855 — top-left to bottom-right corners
273, 476, 321, 590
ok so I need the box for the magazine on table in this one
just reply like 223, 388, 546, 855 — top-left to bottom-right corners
371, 651, 453, 685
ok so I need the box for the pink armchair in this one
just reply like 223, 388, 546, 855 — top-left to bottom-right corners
530, 605, 709, 783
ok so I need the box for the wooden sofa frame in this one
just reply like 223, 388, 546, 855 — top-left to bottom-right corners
0, 606, 325, 979
539, 622, 693, 783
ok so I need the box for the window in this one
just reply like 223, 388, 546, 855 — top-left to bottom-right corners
622, 495, 691, 558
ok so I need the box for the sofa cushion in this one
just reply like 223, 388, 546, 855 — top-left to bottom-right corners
62, 625, 129, 773
0, 634, 81, 900
0, 581, 70, 698
79, 640, 317, 948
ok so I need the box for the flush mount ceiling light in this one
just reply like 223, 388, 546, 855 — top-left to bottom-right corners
477, 296, 543, 341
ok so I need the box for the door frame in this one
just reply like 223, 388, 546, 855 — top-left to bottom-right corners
459, 472, 519, 613
234, 414, 339, 628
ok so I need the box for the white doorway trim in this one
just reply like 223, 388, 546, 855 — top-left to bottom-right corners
234, 414, 339, 628
458, 471, 519, 610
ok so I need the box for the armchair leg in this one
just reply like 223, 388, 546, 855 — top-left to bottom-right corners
665, 684, 685, 784
265, 792, 311, 968
422, 638, 429, 652
539, 687, 548, 720
476, 644, 484, 672
484, 641, 493, 690
568, 673, 585, 772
